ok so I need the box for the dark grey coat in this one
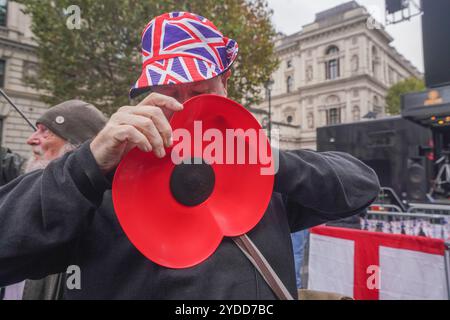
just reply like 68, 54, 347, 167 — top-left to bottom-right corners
0, 142, 380, 299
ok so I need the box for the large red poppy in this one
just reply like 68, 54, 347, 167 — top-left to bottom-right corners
112, 94, 274, 268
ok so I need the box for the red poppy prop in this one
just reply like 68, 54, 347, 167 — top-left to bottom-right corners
112, 94, 274, 268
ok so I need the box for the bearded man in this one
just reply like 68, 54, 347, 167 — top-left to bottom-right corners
1, 100, 106, 300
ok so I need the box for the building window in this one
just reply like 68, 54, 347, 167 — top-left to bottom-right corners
287, 60, 292, 69
0, 60, 6, 88
351, 55, 359, 73
352, 106, 360, 121
286, 115, 293, 124
327, 108, 341, 125
372, 46, 380, 78
327, 46, 339, 55
388, 67, 394, 85
372, 47, 377, 71
307, 112, 314, 129
373, 96, 383, 114
0, 0, 7, 27
326, 59, 340, 79
286, 76, 293, 93
306, 66, 313, 82
23, 61, 39, 80
353, 89, 359, 97
283, 107, 295, 124
325, 46, 340, 80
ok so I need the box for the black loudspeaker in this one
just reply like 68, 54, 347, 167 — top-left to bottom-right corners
386, 0, 406, 14
422, 0, 450, 88
406, 158, 428, 201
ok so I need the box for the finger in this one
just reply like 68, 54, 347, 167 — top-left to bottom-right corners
112, 113, 166, 158
114, 106, 173, 148
130, 106, 173, 147
137, 92, 184, 112
112, 125, 152, 153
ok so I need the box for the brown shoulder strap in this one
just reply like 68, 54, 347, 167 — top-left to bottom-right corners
232, 234, 294, 300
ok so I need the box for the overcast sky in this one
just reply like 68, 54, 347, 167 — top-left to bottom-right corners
266, 0, 424, 72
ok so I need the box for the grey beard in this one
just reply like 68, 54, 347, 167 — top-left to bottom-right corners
24, 158, 52, 173
24, 142, 78, 174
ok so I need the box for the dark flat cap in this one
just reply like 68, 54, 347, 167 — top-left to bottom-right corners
36, 100, 107, 145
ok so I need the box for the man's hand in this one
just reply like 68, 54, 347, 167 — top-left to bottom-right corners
90, 93, 183, 174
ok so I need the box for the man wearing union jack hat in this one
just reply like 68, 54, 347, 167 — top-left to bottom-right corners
0, 12, 380, 299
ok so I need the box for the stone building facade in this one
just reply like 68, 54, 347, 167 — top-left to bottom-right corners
0, 0, 47, 158
0, 1, 423, 155
253, 1, 422, 150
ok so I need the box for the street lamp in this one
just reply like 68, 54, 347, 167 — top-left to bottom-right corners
265, 78, 274, 142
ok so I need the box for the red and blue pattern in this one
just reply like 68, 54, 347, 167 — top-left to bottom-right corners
130, 12, 239, 98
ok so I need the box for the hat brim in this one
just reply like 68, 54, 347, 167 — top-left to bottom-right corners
129, 54, 237, 100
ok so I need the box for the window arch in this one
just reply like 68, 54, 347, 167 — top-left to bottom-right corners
326, 45, 339, 55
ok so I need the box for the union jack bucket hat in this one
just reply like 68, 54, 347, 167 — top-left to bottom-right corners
130, 12, 239, 99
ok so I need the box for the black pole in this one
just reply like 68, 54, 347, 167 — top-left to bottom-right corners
268, 88, 272, 142
264, 78, 274, 142
0, 89, 36, 131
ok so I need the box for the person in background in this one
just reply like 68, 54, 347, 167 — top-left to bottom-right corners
0, 146, 24, 300
290, 229, 309, 289
1, 100, 106, 300
0, 147, 23, 186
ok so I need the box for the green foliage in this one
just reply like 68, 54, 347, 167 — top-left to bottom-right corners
386, 77, 425, 115
18, 0, 278, 114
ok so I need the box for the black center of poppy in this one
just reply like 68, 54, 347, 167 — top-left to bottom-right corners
170, 158, 215, 207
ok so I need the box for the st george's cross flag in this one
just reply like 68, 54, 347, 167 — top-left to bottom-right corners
308, 226, 449, 300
